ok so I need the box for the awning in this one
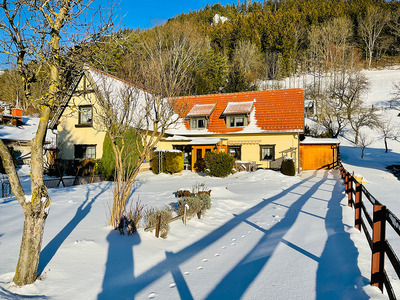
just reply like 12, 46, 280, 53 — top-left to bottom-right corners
227, 140, 261, 145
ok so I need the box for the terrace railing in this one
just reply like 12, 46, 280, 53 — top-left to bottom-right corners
339, 160, 400, 300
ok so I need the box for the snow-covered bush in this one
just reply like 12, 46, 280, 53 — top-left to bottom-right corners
280, 157, 295, 176
204, 151, 235, 177
145, 206, 173, 239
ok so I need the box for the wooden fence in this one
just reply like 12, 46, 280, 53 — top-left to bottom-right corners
339, 161, 400, 299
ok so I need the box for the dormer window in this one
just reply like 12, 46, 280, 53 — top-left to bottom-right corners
223, 101, 253, 128
192, 118, 207, 129
229, 116, 245, 127
187, 103, 216, 130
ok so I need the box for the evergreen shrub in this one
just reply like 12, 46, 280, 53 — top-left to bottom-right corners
165, 151, 184, 174
280, 157, 296, 176
204, 151, 235, 177
102, 128, 141, 180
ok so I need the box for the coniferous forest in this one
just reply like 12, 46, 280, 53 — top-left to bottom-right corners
1, 0, 400, 111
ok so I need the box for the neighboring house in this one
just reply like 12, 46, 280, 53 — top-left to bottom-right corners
158, 89, 304, 171
49, 65, 152, 171
0, 115, 56, 165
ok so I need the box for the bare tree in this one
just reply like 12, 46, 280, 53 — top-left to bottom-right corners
348, 105, 378, 144
358, 6, 390, 68
0, 0, 112, 286
96, 22, 206, 228
357, 132, 373, 159
377, 113, 398, 153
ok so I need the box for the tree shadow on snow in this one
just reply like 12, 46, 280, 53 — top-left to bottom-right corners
0, 285, 48, 299
97, 230, 141, 300
98, 170, 369, 299
37, 182, 111, 275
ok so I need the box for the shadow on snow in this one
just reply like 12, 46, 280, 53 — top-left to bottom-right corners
98, 170, 369, 299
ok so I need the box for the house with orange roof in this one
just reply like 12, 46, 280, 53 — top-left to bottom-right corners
51, 66, 305, 173
158, 89, 304, 171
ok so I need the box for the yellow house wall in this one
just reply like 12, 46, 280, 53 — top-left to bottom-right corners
158, 133, 299, 169
57, 80, 106, 160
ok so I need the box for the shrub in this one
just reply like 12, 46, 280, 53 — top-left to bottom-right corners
145, 206, 173, 239
177, 197, 203, 219
102, 128, 142, 180
204, 151, 235, 177
177, 194, 212, 218
281, 157, 296, 176
165, 151, 184, 174
118, 198, 146, 235
151, 151, 165, 174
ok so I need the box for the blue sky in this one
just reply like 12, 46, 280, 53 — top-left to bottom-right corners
115, 1, 235, 29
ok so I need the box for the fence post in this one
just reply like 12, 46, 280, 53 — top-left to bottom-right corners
155, 214, 161, 238
347, 173, 353, 207
371, 205, 386, 292
343, 170, 347, 185
355, 182, 362, 231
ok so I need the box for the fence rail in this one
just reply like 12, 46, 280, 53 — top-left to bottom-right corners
1, 175, 107, 199
339, 161, 400, 300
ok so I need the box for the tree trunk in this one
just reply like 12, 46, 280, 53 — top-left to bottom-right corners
384, 137, 388, 153
14, 207, 47, 285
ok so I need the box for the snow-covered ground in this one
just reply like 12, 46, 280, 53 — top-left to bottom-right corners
1, 68, 400, 299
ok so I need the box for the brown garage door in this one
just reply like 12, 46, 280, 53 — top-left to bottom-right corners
300, 144, 336, 170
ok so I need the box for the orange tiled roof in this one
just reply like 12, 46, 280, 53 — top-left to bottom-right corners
175, 89, 304, 134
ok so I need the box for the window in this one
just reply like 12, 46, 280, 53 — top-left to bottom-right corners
191, 118, 207, 129
228, 146, 241, 160
74, 145, 96, 159
260, 145, 275, 161
228, 115, 246, 128
78, 105, 93, 126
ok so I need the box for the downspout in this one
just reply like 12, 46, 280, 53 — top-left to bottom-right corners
297, 133, 300, 174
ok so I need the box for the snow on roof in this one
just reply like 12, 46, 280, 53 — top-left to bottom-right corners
300, 137, 340, 145
0, 117, 56, 143
186, 103, 216, 117
87, 66, 165, 132
223, 101, 254, 115
187, 137, 223, 145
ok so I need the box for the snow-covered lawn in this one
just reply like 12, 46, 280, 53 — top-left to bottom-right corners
3, 68, 400, 299
0, 168, 389, 299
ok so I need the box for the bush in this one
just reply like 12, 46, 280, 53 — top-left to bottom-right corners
145, 206, 173, 239
0, 146, 16, 174
177, 194, 212, 219
102, 128, 142, 180
281, 157, 296, 176
165, 151, 184, 174
118, 198, 146, 235
204, 151, 235, 177
152, 151, 184, 174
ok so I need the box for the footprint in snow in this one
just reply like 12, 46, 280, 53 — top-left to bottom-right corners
148, 293, 157, 299
202, 258, 208, 262
231, 242, 236, 246
184, 272, 190, 275
197, 266, 203, 270
248, 231, 251, 233
231, 238, 236, 241
169, 283, 176, 288
222, 246, 226, 249
214, 253, 220, 257
255, 229, 259, 231
241, 235, 246, 238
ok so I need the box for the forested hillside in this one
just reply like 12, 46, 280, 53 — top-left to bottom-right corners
2, 0, 400, 112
